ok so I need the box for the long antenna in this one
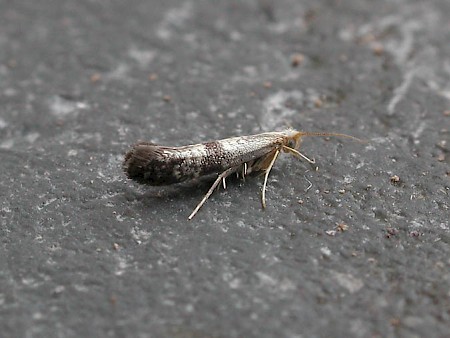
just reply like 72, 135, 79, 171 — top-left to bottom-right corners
298, 132, 366, 143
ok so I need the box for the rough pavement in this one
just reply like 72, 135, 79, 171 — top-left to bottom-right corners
0, 0, 449, 337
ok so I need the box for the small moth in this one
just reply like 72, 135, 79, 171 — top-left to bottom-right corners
123, 128, 362, 219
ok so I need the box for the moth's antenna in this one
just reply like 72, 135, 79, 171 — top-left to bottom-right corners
298, 132, 366, 143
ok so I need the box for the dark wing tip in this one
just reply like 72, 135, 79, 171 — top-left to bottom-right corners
123, 142, 158, 183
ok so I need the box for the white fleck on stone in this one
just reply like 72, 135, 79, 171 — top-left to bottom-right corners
0, 117, 7, 129
320, 246, 332, 257
128, 48, 156, 67
332, 271, 364, 293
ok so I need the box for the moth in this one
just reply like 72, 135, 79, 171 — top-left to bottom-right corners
123, 128, 362, 219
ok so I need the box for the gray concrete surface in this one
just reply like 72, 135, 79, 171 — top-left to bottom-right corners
0, 0, 449, 337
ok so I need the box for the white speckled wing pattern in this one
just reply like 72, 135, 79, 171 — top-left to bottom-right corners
216, 132, 286, 167
123, 131, 288, 185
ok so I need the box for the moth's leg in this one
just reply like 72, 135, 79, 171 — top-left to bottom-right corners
235, 162, 249, 180
222, 177, 227, 189
188, 167, 237, 220
242, 162, 248, 180
282, 146, 315, 164
261, 149, 280, 209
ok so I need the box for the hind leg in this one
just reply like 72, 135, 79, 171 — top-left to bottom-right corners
188, 166, 237, 220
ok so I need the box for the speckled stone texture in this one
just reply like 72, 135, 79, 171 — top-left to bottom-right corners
0, 0, 449, 337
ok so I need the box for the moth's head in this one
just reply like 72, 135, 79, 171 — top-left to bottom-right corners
282, 128, 304, 150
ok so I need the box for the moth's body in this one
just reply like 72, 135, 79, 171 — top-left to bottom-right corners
124, 131, 289, 185
123, 128, 361, 219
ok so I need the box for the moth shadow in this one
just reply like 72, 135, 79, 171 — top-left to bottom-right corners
128, 172, 260, 210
